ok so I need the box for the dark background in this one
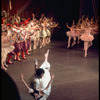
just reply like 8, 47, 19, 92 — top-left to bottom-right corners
1, 0, 99, 40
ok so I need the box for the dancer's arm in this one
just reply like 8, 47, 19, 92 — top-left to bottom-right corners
20, 74, 34, 93
66, 22, 70, 29
44, 73, 54, 90
40, 73, 54, 94
82, 15, 85, 21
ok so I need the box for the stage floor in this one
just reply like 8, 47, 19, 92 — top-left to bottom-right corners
3, 40, 99, 100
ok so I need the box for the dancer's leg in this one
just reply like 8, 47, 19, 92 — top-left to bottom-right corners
40, 49, 50, 70
16, 52, 21, 61
44, 49, 49, 62
84, 41, 88, 57
1, 62, 7, 71
43, 37, 46, 47
72, 37, 76, 47
33, 40, 36, 50
67, 36, 71, 48
3, 61, 8, 67
77, 36, 80, 44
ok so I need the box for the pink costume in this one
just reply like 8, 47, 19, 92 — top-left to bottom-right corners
66, 30, 80, 37
80, 29, 94, 42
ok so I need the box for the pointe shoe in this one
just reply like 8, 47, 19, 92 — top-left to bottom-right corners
14, 58, 16, 61
4, 64, 8, 67
26, 49, 30, 55
45, 50, 49, 57
67, 45, 70, 48
17, 58, 21, 62
84, 54, 87, 57
72, 42, 76, 47
22, 51, 26, 59
7, 61, 13, 64
47, 49, 49, 54
2, 66, 7, 71
43, 44, 46, 47
26, 52, 30, 55
22, 56, 27, 59
33, 47, 36, 50
39, 45, 42, 49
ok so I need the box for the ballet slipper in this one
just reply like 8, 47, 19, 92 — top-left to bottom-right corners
67, 45, 70, 48
2, 66, 7, 71
22, 56, 27, 59
72, 42, 76, 47
26, 49, 30, 55
84, 53, 87, 57
7, 61, 13, 64
14, 58, 16, 61
39, 45, 42, 49
33, 46, 36, 50
44, 50, 49, 58
17, 58, 21, 62
22, 51, 27, 59
4, 63, 8, 67
14, 55, 17, 60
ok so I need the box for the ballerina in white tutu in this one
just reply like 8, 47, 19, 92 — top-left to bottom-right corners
80, 23, 94, 57
66, 20, 80, 48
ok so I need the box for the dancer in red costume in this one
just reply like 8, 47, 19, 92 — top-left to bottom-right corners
12, 22, 22, 61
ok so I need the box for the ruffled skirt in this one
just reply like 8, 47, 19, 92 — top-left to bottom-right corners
30, 35, 36, 41
46, 29, 51, 36
66, 31, 80, 37
80, 33, 94, 41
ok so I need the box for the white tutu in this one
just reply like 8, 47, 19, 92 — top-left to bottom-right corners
42, 29, 47, 37
46, 29, 51, 36
66, 31, 80, 37
36, 31, 40, 38
30, 35, 36, 41
80, 33, 94, 41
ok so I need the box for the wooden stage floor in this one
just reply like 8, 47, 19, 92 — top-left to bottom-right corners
1, 40, 99, 100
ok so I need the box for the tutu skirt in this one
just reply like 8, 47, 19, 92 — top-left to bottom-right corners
66, 31, 80, 37
80, 33, 94, 41
30, 35, 36, 41
36, 31, 40, 38
42, 29, 47, 37
46, 29, 51, 36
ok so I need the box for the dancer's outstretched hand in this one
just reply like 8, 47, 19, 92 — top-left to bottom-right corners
34, 59, 38, 66
51, 74, 55, 80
